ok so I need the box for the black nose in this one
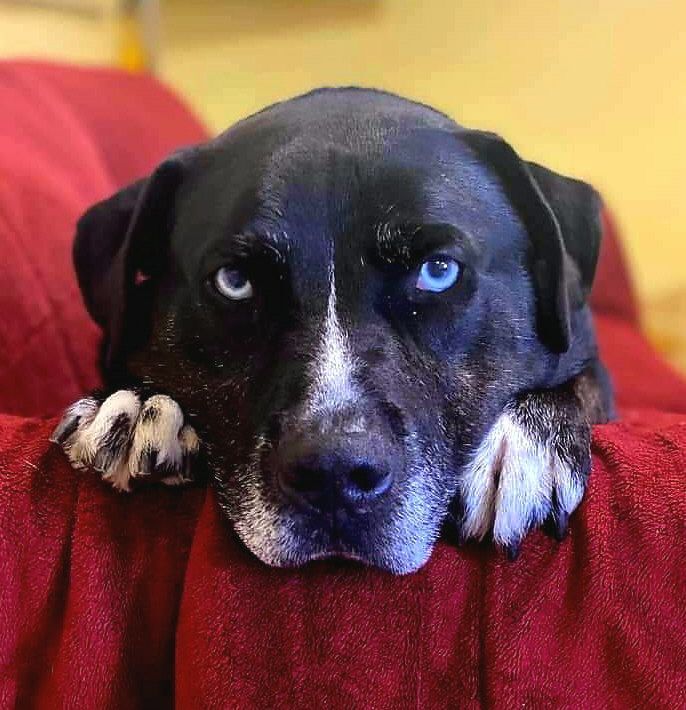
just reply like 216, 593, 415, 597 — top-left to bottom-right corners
275, 434, 394, 512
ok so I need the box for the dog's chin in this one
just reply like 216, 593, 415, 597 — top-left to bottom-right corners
225, 502, 440, 575
236, 530, 436, 576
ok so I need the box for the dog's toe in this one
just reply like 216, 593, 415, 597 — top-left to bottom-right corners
178, 423, 201, 480
52, 391, 141, 490
86, 391, 142, 491
161, 425, 200, 486
50, 396, 98, 448
129, 396, 199, 485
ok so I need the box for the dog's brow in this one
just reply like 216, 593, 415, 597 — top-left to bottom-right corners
231, 232, 288, 263
375, 222, 469, 266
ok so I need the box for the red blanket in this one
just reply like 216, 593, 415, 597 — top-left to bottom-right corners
2, 378, 686, 707
1, 62, 685, 708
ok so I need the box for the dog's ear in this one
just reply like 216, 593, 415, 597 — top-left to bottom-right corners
73, 149, 194, 371
460, 130, 602, 352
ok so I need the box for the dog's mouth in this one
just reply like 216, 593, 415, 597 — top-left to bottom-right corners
213, 447, 446, 575
303, 548, 369, 565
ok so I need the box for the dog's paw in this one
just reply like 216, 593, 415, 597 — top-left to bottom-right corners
50, 391, 200, 492
457, 396, 591, 558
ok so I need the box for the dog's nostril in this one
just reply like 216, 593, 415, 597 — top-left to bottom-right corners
292, 467, 321, 493
348, 465, 386, 493
345, 464, 393, 500
279, 465, 321, 494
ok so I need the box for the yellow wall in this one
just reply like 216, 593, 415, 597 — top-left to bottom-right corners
0, 2, 119, 64
2, 0, 685, 366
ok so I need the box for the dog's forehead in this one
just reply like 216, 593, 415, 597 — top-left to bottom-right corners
174, 90, 526, 293
248, 131, 523, 285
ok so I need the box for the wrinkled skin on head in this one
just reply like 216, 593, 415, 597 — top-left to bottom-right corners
98, 89, 599, 574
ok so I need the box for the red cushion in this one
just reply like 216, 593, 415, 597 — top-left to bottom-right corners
1, 61, 685, 708
0, 61, 207, 416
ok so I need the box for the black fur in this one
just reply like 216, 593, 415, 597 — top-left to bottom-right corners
50, 410, 82, 445
71, 89, 614, 572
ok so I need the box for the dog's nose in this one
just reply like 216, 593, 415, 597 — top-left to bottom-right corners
275, 435, 394, 511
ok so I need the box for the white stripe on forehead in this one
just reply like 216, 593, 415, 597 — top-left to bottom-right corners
305, 266, 358, 417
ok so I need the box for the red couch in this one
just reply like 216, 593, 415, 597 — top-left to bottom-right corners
1, 62, 685, 708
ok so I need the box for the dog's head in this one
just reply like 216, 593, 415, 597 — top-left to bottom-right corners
74, 89, 602, 573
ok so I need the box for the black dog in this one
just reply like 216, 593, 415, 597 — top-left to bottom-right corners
52, 88, 614, 574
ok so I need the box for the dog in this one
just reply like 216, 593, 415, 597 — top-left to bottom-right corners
51, 88, 614, 574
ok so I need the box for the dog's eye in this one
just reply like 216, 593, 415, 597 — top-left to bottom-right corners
416, 258, 461, 293
214, 267, 254, 300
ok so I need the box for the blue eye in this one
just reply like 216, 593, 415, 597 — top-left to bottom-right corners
416, 258, 461, 292
214, 266, 253, 300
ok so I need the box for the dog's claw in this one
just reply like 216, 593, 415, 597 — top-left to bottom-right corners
92, 449, 110, 472
182, 455, 194, 480
52, 391, 200, 492
554, 509, 570, 542
50, 414, 80, 445
136, 448, 158, 475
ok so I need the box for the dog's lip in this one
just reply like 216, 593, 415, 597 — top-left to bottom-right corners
286, 517, 371, 564
303, 547, 367, 564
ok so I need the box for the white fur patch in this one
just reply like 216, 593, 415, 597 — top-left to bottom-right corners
460, 408, 584, 546
53, 391, 199, 492
305, 271, 358, 417
52, 396, 99, 468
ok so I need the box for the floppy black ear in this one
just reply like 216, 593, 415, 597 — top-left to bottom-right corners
73, 150, 193, 372
460, 130, 602, 353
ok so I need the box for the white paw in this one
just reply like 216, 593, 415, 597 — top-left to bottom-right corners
51, 391, 200, 492
459, 406, 587, 554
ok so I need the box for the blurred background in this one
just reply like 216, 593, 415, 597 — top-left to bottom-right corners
1, 0, 684, 371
